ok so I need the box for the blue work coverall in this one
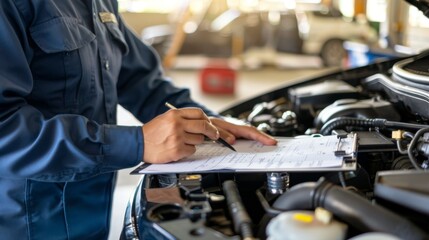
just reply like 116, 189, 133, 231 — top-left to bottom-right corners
0, 0, 213, 239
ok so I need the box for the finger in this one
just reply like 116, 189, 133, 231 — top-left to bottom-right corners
183, 132, 205, 145
212, 118, 277, 145
172, 108, 211, 121
183, 119, 219, 140
234, 125, 277, 145
217, 127, 236, 144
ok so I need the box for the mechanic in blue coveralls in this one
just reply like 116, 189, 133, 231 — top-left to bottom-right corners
0, 1, 277, 239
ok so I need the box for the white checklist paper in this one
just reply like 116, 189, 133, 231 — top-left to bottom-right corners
133, 135, 356, 174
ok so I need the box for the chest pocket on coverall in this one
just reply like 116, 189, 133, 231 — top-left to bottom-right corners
29, 17, 96, 113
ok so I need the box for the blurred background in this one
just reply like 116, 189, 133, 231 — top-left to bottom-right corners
110, 0, 429, 238
118, 0, 429, 69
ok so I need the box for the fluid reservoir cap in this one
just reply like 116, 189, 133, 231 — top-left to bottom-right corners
292, 213, 313, 223
266, 210, 347, 240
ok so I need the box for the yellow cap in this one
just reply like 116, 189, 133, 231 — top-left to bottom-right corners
293, 213, 314, 223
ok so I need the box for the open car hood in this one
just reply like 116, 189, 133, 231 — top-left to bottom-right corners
406, 0, 429, 17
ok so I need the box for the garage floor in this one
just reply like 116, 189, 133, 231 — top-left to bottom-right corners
108, 67, 327, 239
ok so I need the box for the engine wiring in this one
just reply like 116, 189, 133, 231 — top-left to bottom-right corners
407, 127, 429, 170
392, 128, 429, 170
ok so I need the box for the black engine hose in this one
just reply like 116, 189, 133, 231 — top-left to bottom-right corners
272, 179, 428, 240
320, 117, 429, 136
320, 117, 387, 135
223, 180, 253, 239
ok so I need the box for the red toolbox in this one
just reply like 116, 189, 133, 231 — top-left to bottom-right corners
199, 62, 236, 94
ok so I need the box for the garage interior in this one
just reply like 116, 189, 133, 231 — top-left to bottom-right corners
109, 0, 429, 239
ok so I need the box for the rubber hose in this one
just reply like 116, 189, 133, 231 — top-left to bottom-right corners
320, 117, 387, 135
271, 182, 316, 210
223, 180, 253, 239
407, 127, 429, 170
273, 179, 428, 240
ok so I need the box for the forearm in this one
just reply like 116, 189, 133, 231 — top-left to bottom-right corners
0, 105, 142, 182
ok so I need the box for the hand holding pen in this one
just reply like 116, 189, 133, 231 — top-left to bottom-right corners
165, 102, 236, 152
141, 103, 277, 164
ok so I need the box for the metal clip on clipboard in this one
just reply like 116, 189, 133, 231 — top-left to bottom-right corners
334, 131, 358, 163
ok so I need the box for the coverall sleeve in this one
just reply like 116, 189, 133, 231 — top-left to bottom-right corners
0, 1, 142, 182
116, 15, 219, 124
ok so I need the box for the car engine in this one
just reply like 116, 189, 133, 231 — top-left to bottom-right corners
122, 49, 429, 239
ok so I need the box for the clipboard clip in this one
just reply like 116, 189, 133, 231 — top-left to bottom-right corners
333, 131, 358, 162
334, 130, 348, 156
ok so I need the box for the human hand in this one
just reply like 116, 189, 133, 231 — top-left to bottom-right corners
209, 117, 277, 146
142, 108, 220, 163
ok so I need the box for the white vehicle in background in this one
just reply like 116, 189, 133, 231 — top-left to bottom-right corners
296, 6, 378, 66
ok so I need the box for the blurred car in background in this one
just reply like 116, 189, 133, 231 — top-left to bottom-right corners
142, 4, 377, 67
142, 9, 302, 60
296, 6, 378, 66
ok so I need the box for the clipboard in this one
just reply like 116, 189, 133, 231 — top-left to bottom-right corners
131, 133, 358, 175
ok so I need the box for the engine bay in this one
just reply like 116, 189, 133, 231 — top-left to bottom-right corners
123, 52, 429, 240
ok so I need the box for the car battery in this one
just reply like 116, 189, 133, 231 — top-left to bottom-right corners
199, 62, 236, 94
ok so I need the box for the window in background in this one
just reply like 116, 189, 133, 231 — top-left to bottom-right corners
118, 0, 182, 13
409, 5, 429, 28
338, 0, 354, 18
406, 4, 429, 52
366, 0, 386, 23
